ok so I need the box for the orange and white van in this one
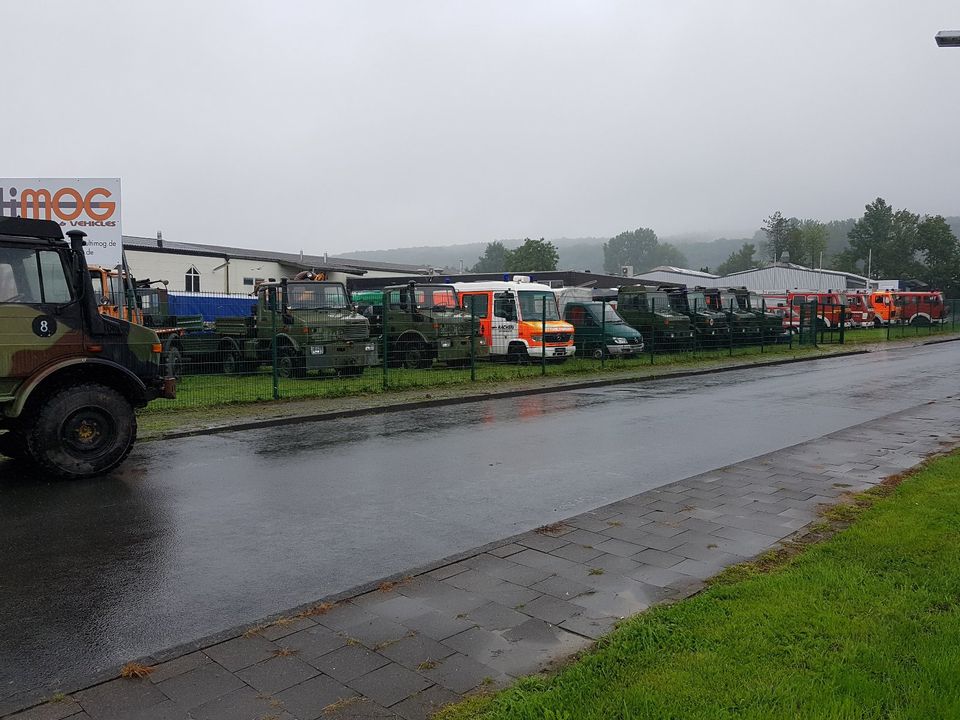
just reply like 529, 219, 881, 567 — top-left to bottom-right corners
454, 277, 576, 362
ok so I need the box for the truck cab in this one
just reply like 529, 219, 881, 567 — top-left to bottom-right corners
554, 287, 644, 359
662, 286, 729, 347
215, 277, 378, 377
703, 288, 762, 343
454, 277, 575, 362
0, 217, 174, 478
615, 285, 695, 351
353, 282, 489, 368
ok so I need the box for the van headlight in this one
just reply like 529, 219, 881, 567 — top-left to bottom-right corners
440, 339, 452, 348
364, 344, 376, 352
612, 336, 628, 344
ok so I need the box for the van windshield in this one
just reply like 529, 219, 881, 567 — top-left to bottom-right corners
587, 303, 628, 324
518, 291, 560, 321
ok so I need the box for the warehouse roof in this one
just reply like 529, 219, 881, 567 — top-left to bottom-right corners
122, 235, 432, 276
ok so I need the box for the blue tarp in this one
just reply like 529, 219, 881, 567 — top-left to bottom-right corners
167, 292, 257, 322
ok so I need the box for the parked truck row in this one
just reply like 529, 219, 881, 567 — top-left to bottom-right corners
77, 267, 956, 379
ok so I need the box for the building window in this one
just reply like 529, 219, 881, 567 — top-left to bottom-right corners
243, 277, 254, 286
185, 266, 201, 292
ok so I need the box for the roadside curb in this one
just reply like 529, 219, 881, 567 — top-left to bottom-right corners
156, 348, 871, 441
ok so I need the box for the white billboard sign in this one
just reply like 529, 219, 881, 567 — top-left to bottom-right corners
0, 178, 122, 267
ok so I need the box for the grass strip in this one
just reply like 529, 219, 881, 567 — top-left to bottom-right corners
438, 452, 960, 720
143, 327, 958, 415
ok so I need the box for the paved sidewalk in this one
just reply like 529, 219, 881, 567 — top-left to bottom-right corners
10, 395, 960, 720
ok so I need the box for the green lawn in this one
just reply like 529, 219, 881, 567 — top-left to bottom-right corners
438, 452, 960, 720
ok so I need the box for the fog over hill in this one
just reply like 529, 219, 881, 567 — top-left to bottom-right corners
340, 218, 960, 274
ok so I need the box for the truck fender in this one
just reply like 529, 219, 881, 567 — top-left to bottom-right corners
6, 357, 149, 419
272, 333, 300, 353
397, 330, 428, 346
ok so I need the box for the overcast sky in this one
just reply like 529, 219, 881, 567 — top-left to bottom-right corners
5, 1, 959, 254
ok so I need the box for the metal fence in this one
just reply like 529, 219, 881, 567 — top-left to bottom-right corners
141, 291, 959, 411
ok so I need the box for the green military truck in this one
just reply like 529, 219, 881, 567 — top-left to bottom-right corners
703, 287, 762, 344
662, 286, 730, 347
0, 217, 175, 479
727, 287, 786, 343
615, 285, 695, 351
214, 275, 378, 377
353, 282, 489, 368
554, 287, 644, 359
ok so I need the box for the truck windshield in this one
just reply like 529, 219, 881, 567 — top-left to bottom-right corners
647, 291, 671, 310
518, 291, 560, 321
749, 293, 767, 310
418, 286, 458, 310
667, 294, 689, 312
587, 303, 628, 324
287, 283, 348, 310
686, 292, 707, 310
720, 293, 739, 309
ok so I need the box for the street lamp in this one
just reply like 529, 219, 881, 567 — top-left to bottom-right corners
935, 31, 960, 47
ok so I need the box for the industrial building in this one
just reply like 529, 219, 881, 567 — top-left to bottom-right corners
632, 262, 871, 292
122, 234, 430, 293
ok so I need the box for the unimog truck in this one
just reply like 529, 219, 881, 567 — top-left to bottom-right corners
703, 288, 762, 344
0, 217, 175, 479
728, 287, 787, 343
353, 282, 489, 368
661, 286, 730, 347
615, 285, 695, 350
214, 274, 378, 377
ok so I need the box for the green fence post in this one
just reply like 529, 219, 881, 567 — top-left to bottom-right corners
839, 305, 845, 345
271, 287, 279, 400
470, 295, 476, 382
760, 298, 765, 354
382, 315, 389, 390
649, 297, 655, 365
728, 299, 734, 357
789, 302, 794, 350
541, 298, 547, 376
600, 300, 606, 369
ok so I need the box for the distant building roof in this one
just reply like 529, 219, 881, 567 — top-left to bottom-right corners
723, 261, 867, 282
122, 235, 431, 276
633, 266, 720, 279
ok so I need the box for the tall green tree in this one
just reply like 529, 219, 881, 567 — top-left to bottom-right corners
916, 215, 960, 294
761, 211, 792, 262
798, 219, 829, 268
471, 241, 509, 272
506, 237, 559, 272
838, 198, 921, 279
715, 242, 757, 275
602, 227, 688, 274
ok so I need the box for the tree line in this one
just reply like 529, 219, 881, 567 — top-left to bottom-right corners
715, 199, 959, 294
468, 197, 959, 294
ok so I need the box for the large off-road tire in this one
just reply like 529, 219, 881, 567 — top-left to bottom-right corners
0, 430, 28, 461
401, 340, 432, 369
276, 347, 306, 378
25, 383, 136, 480
220, 338, 242, 375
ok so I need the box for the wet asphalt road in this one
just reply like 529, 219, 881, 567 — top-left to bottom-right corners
1, 342, 958, 707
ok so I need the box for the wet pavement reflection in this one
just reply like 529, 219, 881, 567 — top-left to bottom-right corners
1, 343, 957, 708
